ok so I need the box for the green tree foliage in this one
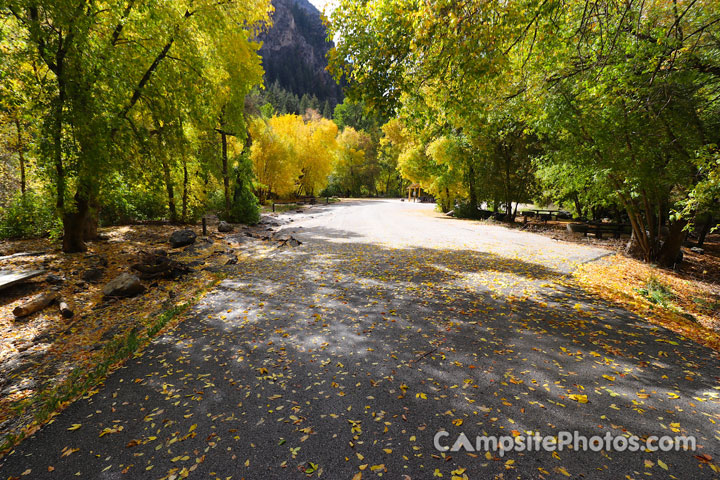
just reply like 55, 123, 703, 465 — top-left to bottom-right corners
225, 153, 260, 225
329, 0, 720, 266
1, 0, 271, 250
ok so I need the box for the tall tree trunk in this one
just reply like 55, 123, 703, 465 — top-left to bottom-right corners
63, 185, 91, 253
572, 193, 582, 219
14, 117, 26, 195
161, 157, 177, 223
658, 220, 687, 267
467, 164, 478, 217
83, 194, 99, 241
221, 131, 230, 213
54, 75, 66, 212
696, 215, 712, 247
503, 150, 512, 221
182, 156, 189, 222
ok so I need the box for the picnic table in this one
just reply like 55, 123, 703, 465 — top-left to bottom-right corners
520, 209, 571, 221
567, 222, 632, 239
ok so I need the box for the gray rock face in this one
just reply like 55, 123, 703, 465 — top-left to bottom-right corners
218, 221, 234, 233
169, 229, 197, 248
103, 273, 145, 297
258, 0, 342, 105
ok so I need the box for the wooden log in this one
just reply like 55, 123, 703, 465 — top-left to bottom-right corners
13, 291, 60, 318
58, 297, 74, 319
0, 251, 48, 262
0, 269, 46, 291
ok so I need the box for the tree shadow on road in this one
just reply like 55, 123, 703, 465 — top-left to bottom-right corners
2, 236, 719, 479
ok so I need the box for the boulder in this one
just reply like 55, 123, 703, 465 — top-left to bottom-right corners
169, 229, 197, 248
103, 273, 145, 298
218, 221, 234, 233
82, 267, 105, 283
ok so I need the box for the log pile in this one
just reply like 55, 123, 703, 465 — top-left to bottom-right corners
131, 250, 192, 280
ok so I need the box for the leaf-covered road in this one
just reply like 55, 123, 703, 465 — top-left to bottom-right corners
2, 200, 719, 479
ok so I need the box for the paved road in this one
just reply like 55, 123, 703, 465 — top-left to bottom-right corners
2, 200, 719, 479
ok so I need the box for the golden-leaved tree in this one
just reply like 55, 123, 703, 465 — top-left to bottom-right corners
249, 112, 339, 200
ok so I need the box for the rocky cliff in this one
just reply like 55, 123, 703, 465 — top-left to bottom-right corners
259, 0, 343, 108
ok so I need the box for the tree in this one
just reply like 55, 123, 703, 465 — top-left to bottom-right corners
225, 153, 260, 225
3, 0, 270, 251
329, 0, 720, 266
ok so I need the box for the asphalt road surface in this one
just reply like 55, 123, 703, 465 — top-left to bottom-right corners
2, 200, 719, 479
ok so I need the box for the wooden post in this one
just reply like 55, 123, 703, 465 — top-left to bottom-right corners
326, 196, 329, 205
272, 202, 276, 213
202, 217, 207, 236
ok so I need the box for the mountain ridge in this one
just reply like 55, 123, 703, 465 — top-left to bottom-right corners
258, 0, 343, 109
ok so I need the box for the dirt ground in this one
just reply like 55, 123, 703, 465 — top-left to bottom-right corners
0, 216, 293, 450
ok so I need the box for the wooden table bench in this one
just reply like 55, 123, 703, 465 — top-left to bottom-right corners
567, 223, 631, 239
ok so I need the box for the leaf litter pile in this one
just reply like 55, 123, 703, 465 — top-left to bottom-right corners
0, 212, 718, 479
0, 218, 289, 454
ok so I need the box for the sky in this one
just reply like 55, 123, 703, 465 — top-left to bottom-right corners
308, 0, 337, 14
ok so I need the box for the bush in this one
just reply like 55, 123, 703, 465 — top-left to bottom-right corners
637, 275, 675, 308
453, 200, 487, 220
0, 190, 60, 239
99, 178, 167, 226
222, 155, 260, 225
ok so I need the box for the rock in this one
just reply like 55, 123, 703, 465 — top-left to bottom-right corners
82, 267, 105, 283
226, 255, 238, 265
103, 273, 145, 298
288, 237, 302, 247
690, 246, 705, 254
184, 237, 213, 254
46, 274, 65, 285
169, 229, 197, 248
218, 221, 234, 233
152, 249, 168, 257
86, 253, 108, 267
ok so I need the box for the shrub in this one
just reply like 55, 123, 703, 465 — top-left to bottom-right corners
222, 155, 260, 225
0, 190, 60, 239
637, 275, 675, 308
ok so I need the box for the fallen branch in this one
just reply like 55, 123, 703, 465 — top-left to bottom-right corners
13, 291, 60, 318
58, 297, 74, 319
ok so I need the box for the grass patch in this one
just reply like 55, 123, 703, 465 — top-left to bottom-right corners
637, 275, 676, 308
